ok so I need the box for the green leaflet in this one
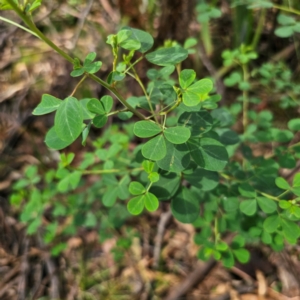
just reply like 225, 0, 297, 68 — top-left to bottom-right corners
145, 46, 188, 66
179, 69, 196, 89
33, 94, 62, 115
163, 126, 191, 144
45, 127, 73, 150
54, 97, 83, 143
182, 79, 213, 106
239, 199, 257, 216
171, 187, 199, 223
87, 98, 106, 115
188, 138, 228, 171
142, 135, 167, 161
134, 121, 162, 138
129, 181, 146, 195
122, 26, 154, 53
127, 192, 159, 214
93, 115, 108, 128
157, 141, 190, 173
178, 111, 214, 137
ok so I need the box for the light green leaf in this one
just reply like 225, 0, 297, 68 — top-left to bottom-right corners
148, 172, 160, 183
142, 160, 155, 173
120, 39, 141, 50
129, 181, 146, 195
134, 121, 162, 138
45, 127, 72, 150
84, 52, 96, 64
188, 138, 228, 171
263, 215, 280, 233
33, 94, 62, 115
145, 46, 188, 66
80, 99, 96, 119
142, 135, 166, 161
164, 126, 191, 144
54, 97, 83, 143
288, 118, 300, 131
71, 68, 85, 77
117, 30, 131, 43
144, 192, 159, 212
275, 177, 290, 190
239, 199, 257, 216
233, 248, 250, 264
127, 195, 144, 215
180, 69, 196, 89
183, 79, 213, 106
101, 95, 113, 113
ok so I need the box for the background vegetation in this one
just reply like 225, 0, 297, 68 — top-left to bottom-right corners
1, 0, 300, 299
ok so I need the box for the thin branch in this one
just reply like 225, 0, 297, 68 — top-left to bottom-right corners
165, 259, 217, 300
153, 210, 172, 269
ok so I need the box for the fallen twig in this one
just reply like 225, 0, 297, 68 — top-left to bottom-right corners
165, 259, 217, 300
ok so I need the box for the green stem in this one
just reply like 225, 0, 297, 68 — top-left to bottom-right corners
273, 4, 300, 16
70, 74, 87, 96
0, 16, 39, 38
251, 8, 266, 51
201, 22, 213, 56
242, 64, 249, 132
89, 74, 146, 119
128, 67, 158, 123
81, 169, 121, 175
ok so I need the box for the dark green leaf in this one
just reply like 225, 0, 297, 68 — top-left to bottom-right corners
188, 138, 228, 171
145, 46, 188, 66
184, 169, 219, 191
150, 172, 181, 201
157, 141, 190, 172
171, 187, 199, 223
122, 26, 154, 53
178, 111, 213, 137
